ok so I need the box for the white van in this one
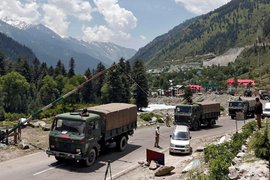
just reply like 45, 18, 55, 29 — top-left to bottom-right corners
262, 102, 270, 118
169, 125, 192, 154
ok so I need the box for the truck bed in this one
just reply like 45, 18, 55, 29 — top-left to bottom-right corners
86, 103, 137, 131
199, 101, 220, 114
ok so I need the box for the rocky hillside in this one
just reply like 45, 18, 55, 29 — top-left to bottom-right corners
130, 0, 270, 69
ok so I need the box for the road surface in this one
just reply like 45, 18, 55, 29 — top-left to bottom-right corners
0, 116, 251, 180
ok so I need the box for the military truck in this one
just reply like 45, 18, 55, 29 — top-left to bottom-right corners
228, 97, 256, 119
174, 102, 220, 130
259, 90, 269, 100
46, 103, 137, 166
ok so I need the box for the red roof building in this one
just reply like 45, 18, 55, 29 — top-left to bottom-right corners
227, 79, 255, 86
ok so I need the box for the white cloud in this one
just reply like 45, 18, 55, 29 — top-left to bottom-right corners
42, 0, 94, 37
82, 0, 137, 43
42, 4, 69, 37
46, 0, 94, 21
0, 0, 40, 24
140, 35, 146, 40
82, 25, 113, 42
175, 0, 231, 15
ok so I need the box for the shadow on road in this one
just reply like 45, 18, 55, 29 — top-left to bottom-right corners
50, 143, 141, 173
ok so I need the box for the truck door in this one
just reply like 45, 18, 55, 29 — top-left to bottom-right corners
86, 120, 101, 141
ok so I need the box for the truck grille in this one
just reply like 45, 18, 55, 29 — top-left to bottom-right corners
174, 116, 190, 124
54, 142, 77, 153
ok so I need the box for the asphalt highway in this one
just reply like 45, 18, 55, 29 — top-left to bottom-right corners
0, 116, 251, 180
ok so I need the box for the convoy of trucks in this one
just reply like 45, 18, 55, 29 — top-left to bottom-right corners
46, 103, 137, 166
228, 97, 256, 119
174, 101, 220, 130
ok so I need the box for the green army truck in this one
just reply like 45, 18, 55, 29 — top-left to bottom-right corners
46, 103, 137, 166
228, 97, 256, 119
174, 102, 220, 130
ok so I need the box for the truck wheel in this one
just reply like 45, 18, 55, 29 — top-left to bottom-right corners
231, 116, 235, 119
192, 121, 200, 131
55, 156, 65, 163
84, 148, 96, 167
208, 119, 215, 128
117, 135, 127, 152
244, 113, 247, 120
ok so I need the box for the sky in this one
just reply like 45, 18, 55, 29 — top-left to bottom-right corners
0, 0, 230, 50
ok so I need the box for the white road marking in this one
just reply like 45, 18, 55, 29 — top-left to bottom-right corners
33, 164, 63, 176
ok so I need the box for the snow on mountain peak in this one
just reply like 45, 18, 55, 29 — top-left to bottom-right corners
1, 17, 32, 30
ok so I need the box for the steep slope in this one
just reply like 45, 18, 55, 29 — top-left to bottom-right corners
131, 0, 270, 68
0, 32, 36, 61
0, 20, 136, 73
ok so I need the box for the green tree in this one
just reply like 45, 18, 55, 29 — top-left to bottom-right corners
81, 68, 95, 103
102, 63, 125, 103
132, 60, 149, 111
0, 71, 30, 113
0, 52, 6, 76
67, 57, 75, 78
55, 60, 66, 77
183, 87, 193, 104
38, 75, 60, 106
94, 62, 106, 102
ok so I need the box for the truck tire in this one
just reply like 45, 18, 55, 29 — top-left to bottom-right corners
208, 119, 215, 128
55, 156, 65, 163
192, 121, 200, 131
117, 135, 127, 152
231, 116, 235, 119
84, 148, 96, 167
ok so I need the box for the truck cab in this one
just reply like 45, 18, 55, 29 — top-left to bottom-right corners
47, 112, 101, 166
174, 104, 201, 130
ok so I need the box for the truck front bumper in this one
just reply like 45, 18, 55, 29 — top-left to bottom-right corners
46, 150, 84, 160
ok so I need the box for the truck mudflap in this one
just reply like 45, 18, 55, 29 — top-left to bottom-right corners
46, 150, 84, 160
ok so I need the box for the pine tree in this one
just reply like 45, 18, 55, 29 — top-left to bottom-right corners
82, 68, 95, 103
94, 62, 106, 102
131, 60, 149, 111
67, 57, 75, 78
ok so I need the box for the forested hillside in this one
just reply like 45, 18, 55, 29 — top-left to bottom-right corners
131, 0, 270, 68
0, 32, 35, 62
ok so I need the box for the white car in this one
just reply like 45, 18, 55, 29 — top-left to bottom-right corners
169, 125, 192, 154
262, 102, 270, 118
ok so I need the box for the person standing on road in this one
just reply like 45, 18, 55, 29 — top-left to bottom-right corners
165, 113, 171, 127
254, 97, 263, 129
154, 125, 160, 148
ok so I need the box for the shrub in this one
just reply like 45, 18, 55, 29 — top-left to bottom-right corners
204, 121, 256, 178
251, 123, 270, 160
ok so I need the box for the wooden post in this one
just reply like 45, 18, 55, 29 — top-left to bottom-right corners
18, 126, 21, 141
5, 128, 8, 145
14, 128, 17, 144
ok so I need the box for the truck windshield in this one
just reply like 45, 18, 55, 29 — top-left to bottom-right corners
53, 119, 85, 134
229, 102, 243, 107
172, 131, 189, 140
175, 106, 191, 114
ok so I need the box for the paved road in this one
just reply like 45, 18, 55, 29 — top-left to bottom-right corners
0, 116, 252, 180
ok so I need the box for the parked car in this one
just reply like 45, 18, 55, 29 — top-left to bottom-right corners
262, 102, 270, 119
169, 125, 192, 154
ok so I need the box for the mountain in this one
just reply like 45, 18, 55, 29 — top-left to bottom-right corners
0, 20, 136, 73
130, 0, 270, 69
0, 32, 36, 61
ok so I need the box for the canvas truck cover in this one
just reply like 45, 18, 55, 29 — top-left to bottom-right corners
239, 97, 256, 108
199, 101, 220, 114
86, 103, 137, 131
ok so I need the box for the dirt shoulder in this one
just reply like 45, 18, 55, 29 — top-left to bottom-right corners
0, 126, 49, 162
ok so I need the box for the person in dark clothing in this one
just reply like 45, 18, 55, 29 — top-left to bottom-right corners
254, 97, 263, 129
